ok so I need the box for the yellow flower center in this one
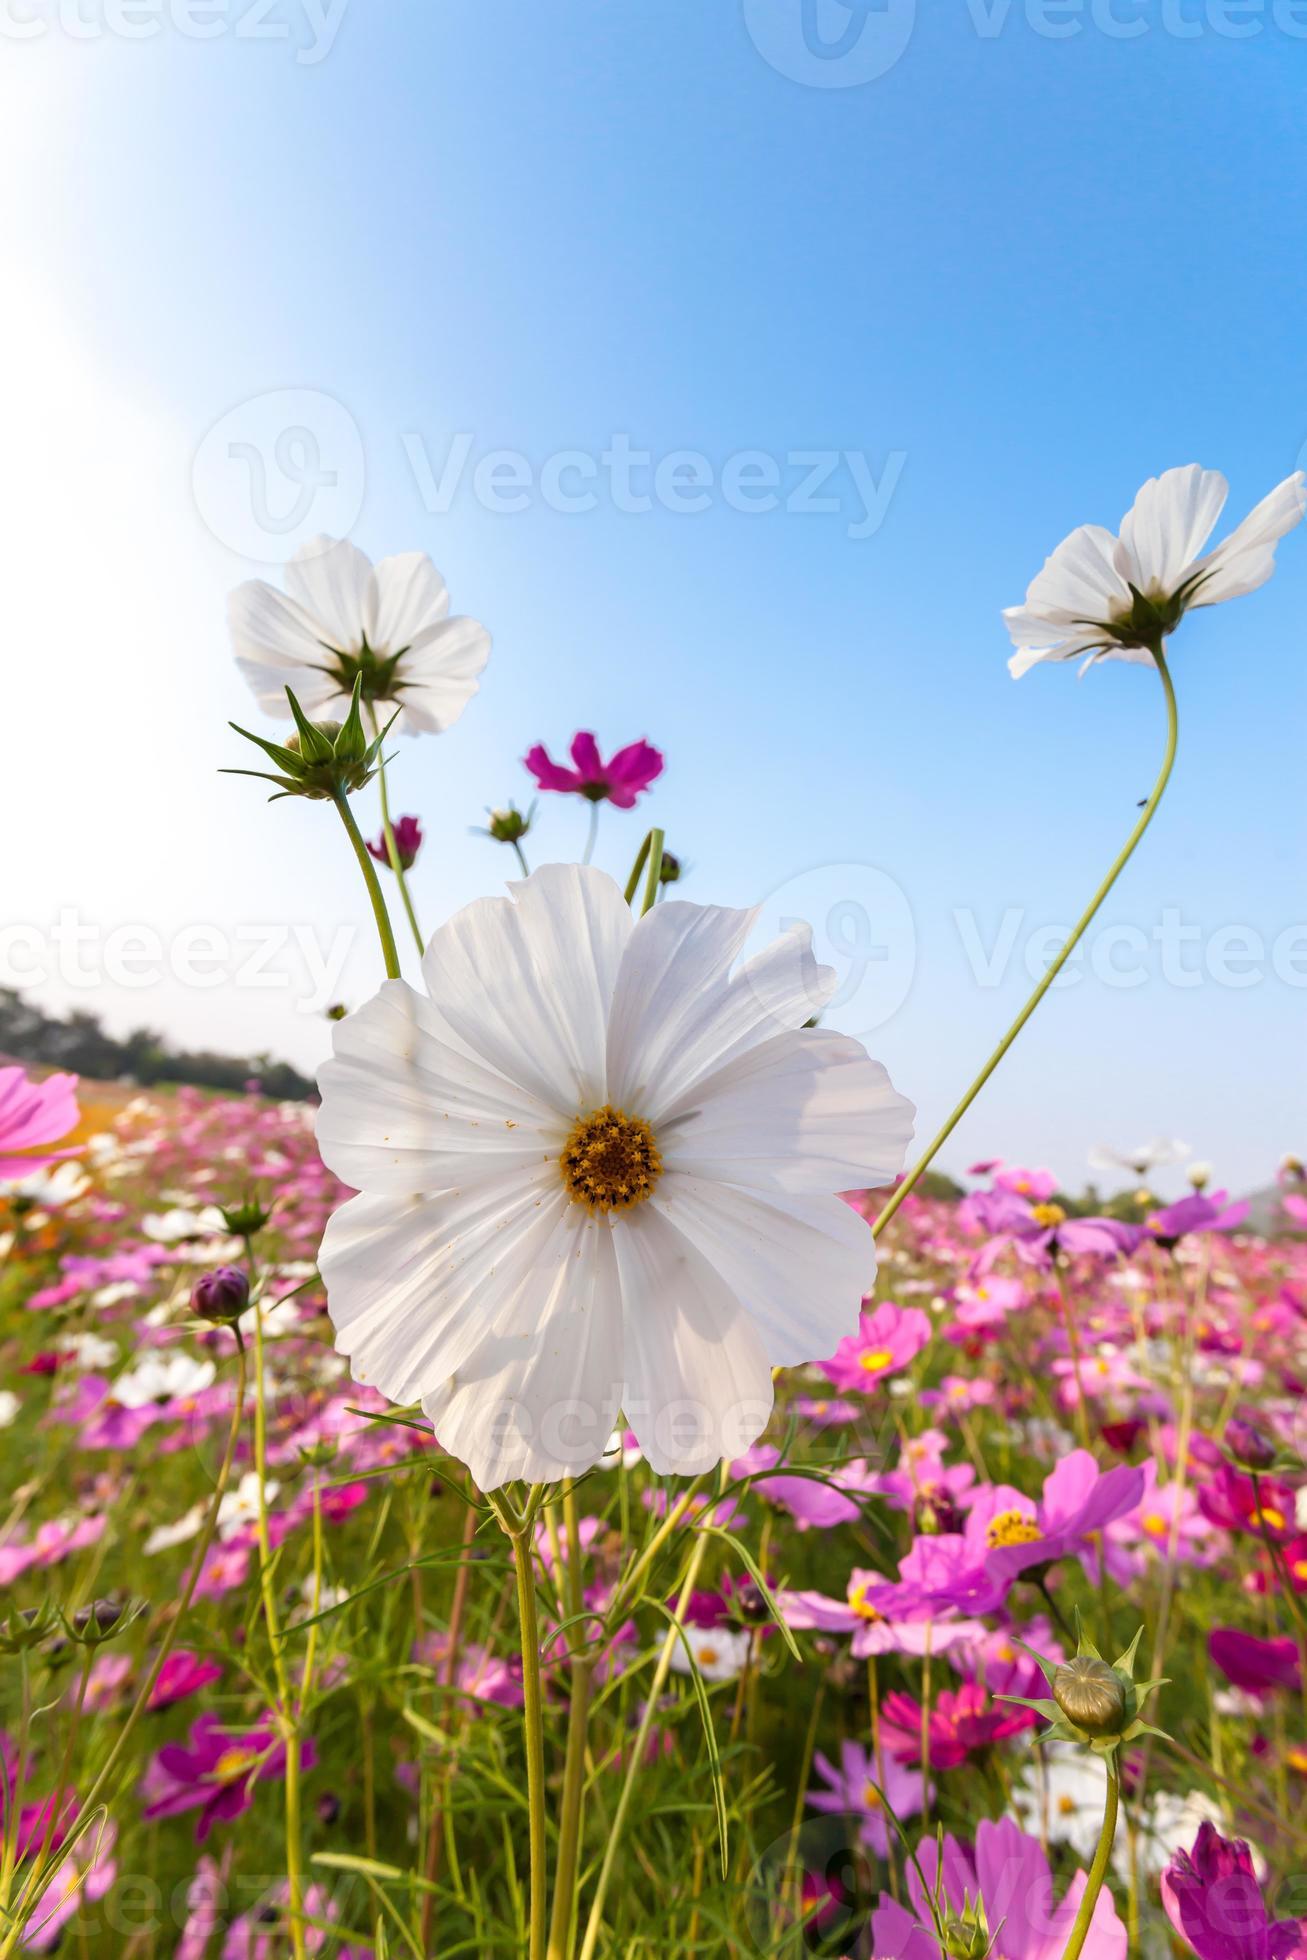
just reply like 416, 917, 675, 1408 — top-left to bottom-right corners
1294, 1559, 1307, 1584
848, 1583, 883, 1624
859, 1348, 895, 1373
1030, 1202, 1066, 1228
697, 1644, 719, 1668
1288, 1748, 1307, 1775
862, 1782, 884, 1809
985, 1509, 1042, 1549
1058, 1794, 1077, 1815
560, 1106, 662, 1215
1256, 1506, 1286, 1532
1142, 1512, 1168, 1539
211, 1747, 260, 1784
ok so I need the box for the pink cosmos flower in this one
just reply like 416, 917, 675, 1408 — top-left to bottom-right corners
148, 1650, 224, 1711
1162, 1821, 1307, 1960
878, 1680, 1035, 1767
366, 814, 423, 871
1208, 1629, 1302, 1698
871, 1815, 1126, 1958
818, 1301, 932, 1392
523, 731, 663, 808
141, 1715, 315, 1842
0, 1067, 80, 1179
779, 1566, 985, 1658
807, 1739, 930, 1854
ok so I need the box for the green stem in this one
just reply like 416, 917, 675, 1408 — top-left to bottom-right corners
368, 707, 425, 955
640, 829, 665, 918
0, 1339, 250, 1956
874, 646, 1179, 1240
332, 787, 401, 981
578, 1520, 713, 1960
1058, 1764, 1119, 1960
547, 1479, 593, 1960
512, 839, 531, 878
623, 833, 652, 906
582, 801, 601, 865
498, 1502, 548, 1960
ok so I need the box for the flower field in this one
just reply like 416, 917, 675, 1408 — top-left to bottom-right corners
2, 1076, 1305, 1955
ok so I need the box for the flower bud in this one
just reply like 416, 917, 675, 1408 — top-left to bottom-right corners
658, 850, 682, 886
485, 804, 533, 844
69, 1595, 139, 1645
325, 1003, 349, 1022
225, 679, 393, 803
0, 1603, 59, 1655
192, 1266, 250, 1324
1052, 1655, 1134, 1738
1224, 1415, 1277, 1473
367, 814, 423, 871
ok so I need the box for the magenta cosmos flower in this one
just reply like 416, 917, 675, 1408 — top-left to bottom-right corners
0, 1067, 80, 1179
871, 1815, 1126, 1958
524, 731, 663, 808
366, 813, 423, 870
1162, 1821, 1307, 1960
142, 1714, 315, 1843
818, 1300, 932, 1392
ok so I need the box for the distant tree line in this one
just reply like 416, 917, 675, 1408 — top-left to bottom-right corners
0, 989, 314, 1101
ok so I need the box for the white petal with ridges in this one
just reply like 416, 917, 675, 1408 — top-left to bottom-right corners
283, 535, 372, 652
1118, 464, 1227, 594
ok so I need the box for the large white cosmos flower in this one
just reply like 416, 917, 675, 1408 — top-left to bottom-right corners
229, 535, 490, 735
316, 864, 914, 1489
1005, 464, 1304, 678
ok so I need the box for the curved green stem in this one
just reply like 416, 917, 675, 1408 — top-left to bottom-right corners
874, 647, 1179, 1239
332, 788, 401, 981
1059, 1763, 1119, 1960
368, 707, 425, 955
492, 1496, 548, 1960
581, 801, 601, 866
640, 829, 665, 917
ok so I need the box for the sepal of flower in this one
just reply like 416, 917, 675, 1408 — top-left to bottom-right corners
0, 1601, 61, 1654
61, 1594, 145, 1647
999, 1616, 1168, 1758
219, 1194, 273, 1238
225, 679, 396, 801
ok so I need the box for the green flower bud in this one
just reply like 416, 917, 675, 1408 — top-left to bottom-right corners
1052, 1655, 1135, 1738
220, 1196, 272, 1237
484, 803, 533, 844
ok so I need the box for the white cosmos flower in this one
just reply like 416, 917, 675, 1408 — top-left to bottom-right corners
315, 863, 914, 1490
1013, 1747, 1110, 1861
229, 535, 490, 736
1088, 1136, 1191, 1178
1005, 464, 1305, 678
110, 1351, 216, 1409
670, 1626, 752, 1684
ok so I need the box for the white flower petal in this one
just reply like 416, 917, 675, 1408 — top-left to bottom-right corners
283, 535, 373, 652
394, 617, 492, 735
660, 1028, 914, 1194
320, 1172, 572, 1407
1117, 464, 1227, 594
420, 865, 633, 1116
421, 1217, 623, 1488
652, 1171, 875, 1366
228, 580, 340, 718
366, 550, 450, 652
316, 980, 564, 1195
1192, 470, 1306, 606
1015, 523, 1132, 641
609, 909, 834, 1119
614, 1207, 774, 1476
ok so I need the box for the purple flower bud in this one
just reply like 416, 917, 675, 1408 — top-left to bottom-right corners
367, 814, 423, 871
191, 1266, 250, 1324
1224, 1415, 1277, 1472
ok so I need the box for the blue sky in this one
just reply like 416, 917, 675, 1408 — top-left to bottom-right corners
6, 0, 1306, 1193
